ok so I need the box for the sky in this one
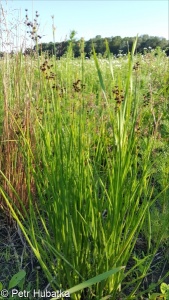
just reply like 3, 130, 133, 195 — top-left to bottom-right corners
0, 0, 168, 51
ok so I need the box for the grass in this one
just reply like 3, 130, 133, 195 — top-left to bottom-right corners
0, 37, 169, 299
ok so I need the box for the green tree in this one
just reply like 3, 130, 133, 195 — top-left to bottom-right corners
109, 36, 122, 55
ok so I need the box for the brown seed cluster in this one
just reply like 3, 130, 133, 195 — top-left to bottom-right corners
24, 9, 42, 42
39, 59, 66, 96
143, 92, 151, 106
40, 62, 86, 97
40, 59, 56, 80
73, 80, 85, 92
133, 61, 140, 71
51, 84, 65, 97
112, 86, 124, 109
135, 120, 141, 134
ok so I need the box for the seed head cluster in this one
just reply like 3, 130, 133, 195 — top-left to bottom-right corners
72, 80, 85, 92
143, 92, 151, 106
112, 86, 124, 109
24, 9, 42, 42
133, 61, 140, 71
40, 58, 65, 96
40, 59, 56, 80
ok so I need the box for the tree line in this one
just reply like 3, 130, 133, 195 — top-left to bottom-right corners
0, 34, 169, 58
35, 34, 169, 58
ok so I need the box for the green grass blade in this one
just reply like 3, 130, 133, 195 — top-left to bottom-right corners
51, 267, 125, 299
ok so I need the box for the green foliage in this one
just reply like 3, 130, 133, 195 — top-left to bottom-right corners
8, 270, 26, 290
0, 36, 169, 299
52, 267, 125, 300
0, 98, 3, 140
30, 34, 169, 58
149, 282, 169, 300
0, 270, 26, 300
0, 269, 124, 300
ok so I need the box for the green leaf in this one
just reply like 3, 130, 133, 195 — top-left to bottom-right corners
92, 44, 106, 100
8, 270, 26, 290
161, 282, 169, 294
0, 282, 3, 291
17, 276, 26, 290
166, 290, 169, 299
148, 293, 162, 300
51, 267, 125, 299
105, 39, 114, 81
99, 295, 112, 300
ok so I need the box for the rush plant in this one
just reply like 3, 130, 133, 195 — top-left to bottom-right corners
0, 12, 169, 298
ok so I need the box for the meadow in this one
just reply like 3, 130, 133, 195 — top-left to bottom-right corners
0, 39, 169, 300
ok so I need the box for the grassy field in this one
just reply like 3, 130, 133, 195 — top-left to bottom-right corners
0, 41, 169, 300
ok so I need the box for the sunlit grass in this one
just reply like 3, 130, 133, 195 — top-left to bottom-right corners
0, 41, 169, 299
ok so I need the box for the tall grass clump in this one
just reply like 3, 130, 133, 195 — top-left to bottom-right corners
0, 34, 169, 299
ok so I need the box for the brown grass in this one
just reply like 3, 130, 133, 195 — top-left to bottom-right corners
0, 78, 36, 220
